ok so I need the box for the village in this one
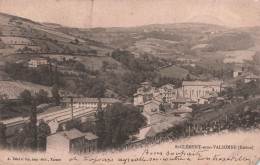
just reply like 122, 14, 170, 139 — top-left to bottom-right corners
0, 67, 259, 154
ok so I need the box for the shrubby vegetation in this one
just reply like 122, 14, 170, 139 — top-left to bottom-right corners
3, 62, 63, 87
111, 49, 160, 72
206, 33, 254, 51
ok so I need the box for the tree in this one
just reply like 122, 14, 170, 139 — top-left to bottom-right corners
102, 103, 146, 148
37, 120, 51, 151
75, 62, 86, 72
95, 99, 105, 148
0, 122, 6, 149
0, 94, 8, 102
56, 124, 64, 132
65, 119, 81, 131
20, 89, 32, 105
102, 61, 109, 72
80, 121, 96, 133
29, 100, 38, 151
159, 104, 165, 112
51, 85, 60, 105
54, 65, 60, 87
48, 63, 53, 85
88, 83, 106, 98
186, 74, 191, 81
14, 101, 39, 151
35, 89, 49, 105
231, 69, 234, 77
75, 39, 79, 45
11, 128, 25, 150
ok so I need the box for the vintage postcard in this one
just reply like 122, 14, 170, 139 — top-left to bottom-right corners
0, 0, 259, 164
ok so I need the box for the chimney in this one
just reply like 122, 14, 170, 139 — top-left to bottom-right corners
70, 98, 73, 119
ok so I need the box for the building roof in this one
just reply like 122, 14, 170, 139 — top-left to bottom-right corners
145, 122, 172, 137
160, 84, 175, 89
85, 132, 99, 140
59, 128, 85, 140
62, 98, 120, 103
134, 93, 144, 96
172, 98, 187, 103
58, 128, 98, 141
141, 82, 150, 85
182, 81, 222, 86
245, 73, 260, 79
1, 117, 25, 126
132, 122, 173, 142
144, 99, 161, 106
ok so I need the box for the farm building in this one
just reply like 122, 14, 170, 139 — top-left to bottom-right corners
244, 73, 260, 83
29, 58, 48, 67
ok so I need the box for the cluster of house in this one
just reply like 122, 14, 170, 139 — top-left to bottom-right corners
134, 80, 225, 125
130, 80, 225, 143
232, 66, 260, 83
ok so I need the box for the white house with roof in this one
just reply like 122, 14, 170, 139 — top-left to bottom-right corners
182, 80, 222, 101
29, 58, 48, 67
244, 73, 260, 83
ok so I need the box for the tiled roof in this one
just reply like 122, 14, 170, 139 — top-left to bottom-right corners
58, 129, 98, 141
182, 81, 222, 86
59, 128, 85, 140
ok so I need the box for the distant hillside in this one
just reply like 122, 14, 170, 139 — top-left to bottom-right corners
205, 32, 255, 51
0, 12, 110, 56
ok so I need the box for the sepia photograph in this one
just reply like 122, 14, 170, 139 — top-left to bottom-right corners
0, 0, 259, 164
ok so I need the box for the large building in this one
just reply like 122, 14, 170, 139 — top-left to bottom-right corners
29, 58, 48, 67
46, 128, 98, 154
62, 98, 120, 109
182, 81, 222, 101
158, 84, 177, 103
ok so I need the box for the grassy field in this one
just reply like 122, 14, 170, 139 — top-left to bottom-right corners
158, 64, 195, 79
221, 50, 256, 63
79, 56, 129, 75
127, 38, 179, 56
0, 36, 32, 45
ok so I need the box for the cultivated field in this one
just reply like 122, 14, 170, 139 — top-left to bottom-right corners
0, 80, 52, 99
158, 65, 194, 79
0, 36, 33, 45
127, 38, 179, 57
221, 50, 256, 63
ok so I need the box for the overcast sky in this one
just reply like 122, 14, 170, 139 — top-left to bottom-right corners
0, 0, 259, 28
